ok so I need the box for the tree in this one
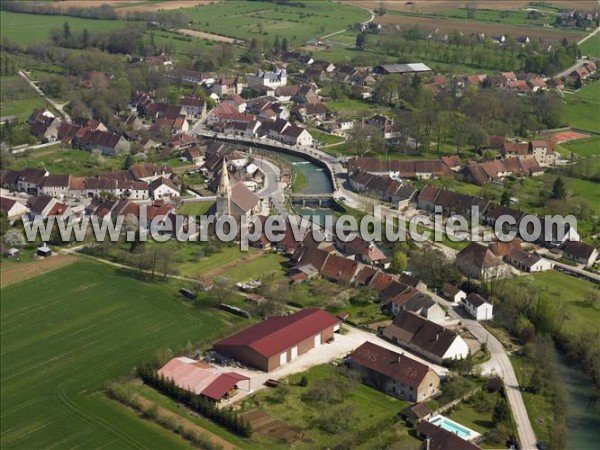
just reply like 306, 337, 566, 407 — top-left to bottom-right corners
81, 27, 90, 48
346, 123, 384, 156
492, 397, 510, 424
281, 37, 288, 52
63, 22, 72, 45
356, 32, 368, 50
390, 250, 408, 273
500, 190, 511, 207
123, 154, 133, 170
3, 229, 25, 248
0, 212, 10, 236
551, 176, 567, 200
585, 288, 600, 308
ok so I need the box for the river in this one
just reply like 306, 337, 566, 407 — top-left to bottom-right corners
556, 355, 600, 449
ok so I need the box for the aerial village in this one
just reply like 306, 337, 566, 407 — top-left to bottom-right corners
1, 1, 599, 450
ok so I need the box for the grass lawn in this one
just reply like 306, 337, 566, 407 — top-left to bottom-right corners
556, 135, 600, 158
579, 34, 600, 58
0, 261, 240, 449
9, 146, 126, 175
327, 98, 391, 120
183, 1, 370, 46
511, 270, 600, 337
563, 80, 600, 133
309, 129, 345, 146
175, 244, 257, 279
244, 364, 418, 449
176, 201, 215, 216
0, 11, 132, 45
221, 252, 287, 283
510, 353, 554, 444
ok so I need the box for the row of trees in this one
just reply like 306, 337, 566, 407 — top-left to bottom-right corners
137, 363, 252, 437
368, 26, 579, 74
0, 1, 189, 29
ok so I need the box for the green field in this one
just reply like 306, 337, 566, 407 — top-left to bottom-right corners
222, 252, 287, 283
433, 7, 559, 28
9, 146, 126, 175
0, 261, 242, 449
556, 135, 600, 158
511, 271, 600, 337
245, 363, 418, 449
176, 201, 215, 216
0, 11, 131, 45
309, 129, 345, 146
0, 76, 45, 120
184, 1, 370, 45
563, 80, 600, 133
579, 34, 600, 58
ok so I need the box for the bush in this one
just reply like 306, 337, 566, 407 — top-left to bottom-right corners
298, 375, 308, 387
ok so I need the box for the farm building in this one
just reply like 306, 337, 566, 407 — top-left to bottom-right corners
157, 357, 250, 403
347, 341, 440, 403
373, 63, 432, 75
213, 308, 341, 372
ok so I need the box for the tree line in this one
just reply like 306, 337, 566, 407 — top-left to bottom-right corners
137, 363, 252, 437
359, 25, 578, 74
0, 1, 189, 29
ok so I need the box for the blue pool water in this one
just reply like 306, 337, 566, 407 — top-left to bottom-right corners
429, 415, 474, 440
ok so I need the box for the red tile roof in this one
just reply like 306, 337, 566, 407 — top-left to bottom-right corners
214, 308, 340, 358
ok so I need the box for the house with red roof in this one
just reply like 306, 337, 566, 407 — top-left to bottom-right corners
214, 308, 341, 372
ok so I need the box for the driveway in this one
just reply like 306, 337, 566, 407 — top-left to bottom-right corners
220, 325, 447, 406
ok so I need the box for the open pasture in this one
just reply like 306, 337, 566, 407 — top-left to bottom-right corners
183, 1, 371, 45
563, 80, 600, 133
0, 261, 237, 449
0, 11, 130, 45
375, 13, 585, 42
346, 1, 598, 14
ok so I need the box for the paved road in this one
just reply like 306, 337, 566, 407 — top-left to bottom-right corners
424, 289, 537, 450
18, 70, 71, 121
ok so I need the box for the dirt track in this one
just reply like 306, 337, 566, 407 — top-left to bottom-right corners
376, 14, 586, 41
0, 254, 79, 288
178, 28, 243, 44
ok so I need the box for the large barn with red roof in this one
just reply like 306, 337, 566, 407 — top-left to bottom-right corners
213, 308, 341, 372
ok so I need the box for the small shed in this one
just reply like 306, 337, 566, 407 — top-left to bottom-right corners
6, 248, 20, 258
37, 244, 52, 257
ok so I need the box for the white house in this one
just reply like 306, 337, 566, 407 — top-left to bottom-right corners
464, 293, 494, 321
149, 177, 180, 200
0, 197, 29, 224
247, 69, 287, 89
505, 248, 554, 272
280, 125, 313, 147
382, 311, 470, 364
442, 284, 466, 304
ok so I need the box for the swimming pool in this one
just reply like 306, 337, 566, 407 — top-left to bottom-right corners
428, 414, 481, 441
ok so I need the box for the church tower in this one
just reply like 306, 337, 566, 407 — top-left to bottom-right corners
216, 158, 231, 216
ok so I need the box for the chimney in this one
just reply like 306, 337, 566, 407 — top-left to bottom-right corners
435, 331, 440, 341
425, 436, 431, 450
